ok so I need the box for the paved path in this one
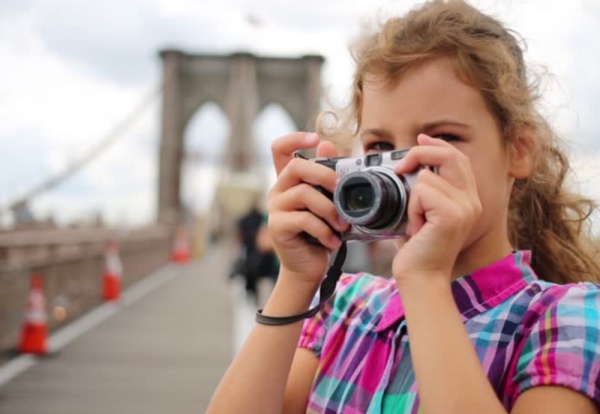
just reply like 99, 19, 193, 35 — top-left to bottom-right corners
0, 242, 240, 414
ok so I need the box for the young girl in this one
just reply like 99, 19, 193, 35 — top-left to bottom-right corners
206, 1, 600, 413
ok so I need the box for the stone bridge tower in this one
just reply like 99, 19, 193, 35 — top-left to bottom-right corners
157, 50, 324, 224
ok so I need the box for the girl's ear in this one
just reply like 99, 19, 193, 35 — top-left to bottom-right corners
508, 127, 536, 179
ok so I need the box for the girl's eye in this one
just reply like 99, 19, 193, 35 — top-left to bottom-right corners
434, 134, 460, 142
364, 141, 395, 152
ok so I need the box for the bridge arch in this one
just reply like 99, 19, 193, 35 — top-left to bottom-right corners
157, 50, 324, 224
253, 102, 297, 178
181, 101, 229, 216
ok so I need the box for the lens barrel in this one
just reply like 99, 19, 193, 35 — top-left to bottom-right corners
335, 170, 404, 230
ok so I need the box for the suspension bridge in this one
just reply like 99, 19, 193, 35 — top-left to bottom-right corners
0, 50, 324, 413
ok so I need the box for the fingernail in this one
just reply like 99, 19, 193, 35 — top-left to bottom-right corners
330, 235, 342, 247
337, 217, 347, 229
305, 133, 319, 143
395, 158, 406, 171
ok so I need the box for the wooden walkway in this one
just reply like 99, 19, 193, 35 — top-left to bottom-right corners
0, 242, 237, 414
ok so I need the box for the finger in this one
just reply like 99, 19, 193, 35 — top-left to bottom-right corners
407, 183, 426, 237
395, 137, 473, 191
414, 168, 461, 200
271, 132, 320, 175
270, 183, 349, 233
407, 182, 461, 236
269, 211, 343, 250
415, 168, 480, 212
271, 157, 338, 195
418, 133, 453, 148
395, 145, 453, 173
316, 140, 338, 158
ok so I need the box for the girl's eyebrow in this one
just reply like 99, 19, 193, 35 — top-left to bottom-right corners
360, 120, 473, 141
421, 119, 473, 131
359, 128, 393, 141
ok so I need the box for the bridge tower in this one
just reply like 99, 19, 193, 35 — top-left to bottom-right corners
157, 50, 324, 225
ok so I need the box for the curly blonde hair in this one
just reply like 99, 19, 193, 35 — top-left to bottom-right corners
317, 0, 600, 284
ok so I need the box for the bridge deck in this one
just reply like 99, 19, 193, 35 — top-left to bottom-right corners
0, 243, 238, 414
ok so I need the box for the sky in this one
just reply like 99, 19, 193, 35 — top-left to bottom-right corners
0, 0, 599, 228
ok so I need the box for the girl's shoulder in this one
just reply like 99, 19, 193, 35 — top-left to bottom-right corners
332, 272, 600, 334
495, 278, 600, 336
505, 280, 600, 406
518, 279, 600, 320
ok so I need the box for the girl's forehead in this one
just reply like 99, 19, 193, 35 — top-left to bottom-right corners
361, 60, 487, 125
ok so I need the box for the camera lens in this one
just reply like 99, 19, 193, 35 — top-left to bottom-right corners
335, 170, 405, 230
344, 183, 375, 212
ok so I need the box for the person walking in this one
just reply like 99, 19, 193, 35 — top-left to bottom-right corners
234, 202, 264, 303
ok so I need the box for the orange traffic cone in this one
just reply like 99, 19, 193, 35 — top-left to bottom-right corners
18, 274, 49, 355
171, 226, 191, 264
102, 241, 123, 301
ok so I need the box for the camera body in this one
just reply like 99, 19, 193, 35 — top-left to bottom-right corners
307, 149, 434, 243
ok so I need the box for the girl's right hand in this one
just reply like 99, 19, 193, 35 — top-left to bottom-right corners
267, 132, 350, 287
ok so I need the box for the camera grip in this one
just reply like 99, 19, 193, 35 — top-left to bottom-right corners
302, 232, 322, 246
291, 149, 340, 247
301, 183, 340, 247
301, 227, 342, 247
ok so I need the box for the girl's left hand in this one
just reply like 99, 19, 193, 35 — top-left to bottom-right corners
391, 134, 482, 286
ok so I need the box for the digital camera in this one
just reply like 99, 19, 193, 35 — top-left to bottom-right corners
304, 148, 435, 243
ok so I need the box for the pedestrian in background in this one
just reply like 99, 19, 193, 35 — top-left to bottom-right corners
233, 201, 264, 304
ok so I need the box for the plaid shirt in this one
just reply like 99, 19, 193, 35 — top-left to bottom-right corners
299, 250, 600, 413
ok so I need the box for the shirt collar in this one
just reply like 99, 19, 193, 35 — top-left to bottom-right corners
375, 250, 537, 333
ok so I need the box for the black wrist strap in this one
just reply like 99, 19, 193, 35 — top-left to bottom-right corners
255, 242, 347, 326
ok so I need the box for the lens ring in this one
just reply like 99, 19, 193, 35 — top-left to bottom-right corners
334, 172, 382, 225
334, 168, 409, 235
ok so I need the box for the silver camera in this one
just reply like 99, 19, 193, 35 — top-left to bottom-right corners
306, 149, 435, 243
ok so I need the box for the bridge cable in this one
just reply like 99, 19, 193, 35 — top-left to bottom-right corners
2, 84, 162, 214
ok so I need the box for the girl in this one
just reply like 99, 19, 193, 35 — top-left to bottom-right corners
206, 0, 600, 413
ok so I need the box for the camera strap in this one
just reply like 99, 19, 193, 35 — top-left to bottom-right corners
255, 241, 347, 326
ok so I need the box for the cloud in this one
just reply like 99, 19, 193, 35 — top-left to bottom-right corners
32, 0, 161, 85
27, 0, 374, 87
0, 127, 51, 204
30, 0, 258, 86
504, 0, 600, 150
0, 0, 35, 18
30, 123, 159, 226
244, 0, 366, 34
1, 0, 600, 229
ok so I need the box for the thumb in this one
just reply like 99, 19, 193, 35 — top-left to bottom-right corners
316, 140, 338, 158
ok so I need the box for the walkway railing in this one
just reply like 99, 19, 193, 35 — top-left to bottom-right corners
0, 226, 174, 354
